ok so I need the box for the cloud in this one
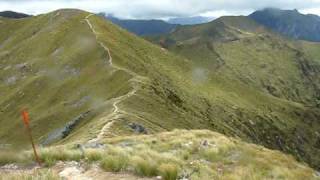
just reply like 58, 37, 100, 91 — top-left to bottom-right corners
0, 0, 320, 19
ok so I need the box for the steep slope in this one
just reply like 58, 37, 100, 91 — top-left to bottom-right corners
0, 11, 30, 19
105, 15, 178, 36
150, 16, 320, 169
0, 9, 217, 148
1, 9, 320, 171
249, 8, 320, 42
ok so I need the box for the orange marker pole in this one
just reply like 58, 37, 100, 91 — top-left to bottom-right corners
21, 110, 41, 166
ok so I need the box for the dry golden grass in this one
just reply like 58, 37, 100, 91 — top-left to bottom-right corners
1, 130, 318, 180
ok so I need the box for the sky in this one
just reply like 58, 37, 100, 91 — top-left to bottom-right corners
0, 0, 320, 19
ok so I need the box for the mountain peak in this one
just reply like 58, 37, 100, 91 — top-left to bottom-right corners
249, 8, 320, 41
0, 11, 30, 19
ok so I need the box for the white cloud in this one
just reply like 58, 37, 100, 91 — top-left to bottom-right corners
0, 0, 319, 19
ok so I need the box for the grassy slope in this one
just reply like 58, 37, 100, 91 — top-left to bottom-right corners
149, 16, 320, 169
0, 10, 320, 171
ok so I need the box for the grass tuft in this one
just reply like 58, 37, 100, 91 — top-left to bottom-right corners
0, 169, 59, 180
158, 163, 179, 180
39, 147, 83, 167
84, 149, 103, 162
131, 156, 158, 177
100, 153, 129, 172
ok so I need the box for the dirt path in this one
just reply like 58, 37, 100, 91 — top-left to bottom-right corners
84, 14, 148, 142
0, 162, 157, 180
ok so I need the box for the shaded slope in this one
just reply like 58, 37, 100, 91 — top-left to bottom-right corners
105, 15, 178, 36
167, 16, 213, 25
0, 11, 30, 19
249, 8, 320, 42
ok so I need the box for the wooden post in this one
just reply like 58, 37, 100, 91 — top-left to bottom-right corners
21, 110, 41, 166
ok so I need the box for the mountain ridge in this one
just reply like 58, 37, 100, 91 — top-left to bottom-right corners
0, 9, 320, 172
104, 14, 178, 36
149, 15, 320, 169
0, 11, 31, 19
249, 8, 320, 42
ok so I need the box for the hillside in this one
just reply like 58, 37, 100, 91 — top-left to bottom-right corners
0, 8, 320, 173
105, 15, 178, 36
150, 16, 320, 169
249, 8, 320, 42
0, 11, 30, 19
151, 16, 320, 106
1, 130, 319, 179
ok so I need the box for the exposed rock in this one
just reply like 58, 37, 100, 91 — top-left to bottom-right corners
201, 140, 209, 147
0, 164, 18, 170
4, 76, 17, 85
129, 123, 147, 134
80, 142, 105, 149
41, 111, 91, 145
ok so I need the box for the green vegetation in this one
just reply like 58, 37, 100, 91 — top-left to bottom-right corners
0, 8, 320, 173
149, 15, 320, 169
158, 163, 179, 180
38, 147, 83, 167
0, 169, 59, 180
1, 130, 318, 179
131, 156, 158, 177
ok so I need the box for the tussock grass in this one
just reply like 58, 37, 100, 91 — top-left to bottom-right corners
100, 153, 129, 172
0, 151, 31, 165
0, 151, 22, 166
0, 130, 317, 179
158, 163, 179, 180
84, 149, 103, 162
38, 147, 83, 167
0, 169, 58, 180
130, 156, 158, 177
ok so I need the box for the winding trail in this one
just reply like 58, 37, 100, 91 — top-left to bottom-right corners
84, 14, 147, 142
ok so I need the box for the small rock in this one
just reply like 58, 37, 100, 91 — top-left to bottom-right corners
59, 166, 85, 180
119, 141, 134, 147
315, 171, 320, 177
128, 123, 147, 134
184, 141, 193, 147
1, 164, 18, 170
82, 142, 105, 149
156, 176, 162, 179
201, 140, 209, 147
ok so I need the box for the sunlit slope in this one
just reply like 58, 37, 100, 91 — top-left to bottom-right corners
0, 9, 213, 147
0, 10, 320, 170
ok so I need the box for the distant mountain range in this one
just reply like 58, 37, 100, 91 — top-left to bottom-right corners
167, 16, 214, 25
249, 8, 320, 42
3, 9, 319, 42
102, 9, 320, 42
103, 14, 214, 36
104, 14, 178, 36
0, 11, 30, 18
